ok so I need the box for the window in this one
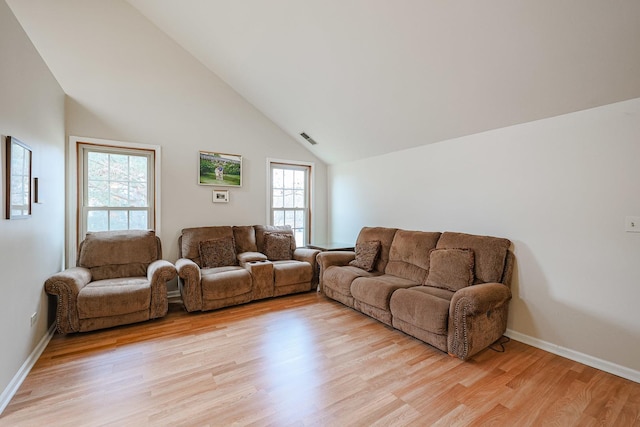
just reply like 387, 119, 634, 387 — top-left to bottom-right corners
78, 143, 155, 239
269, 161, 312, 247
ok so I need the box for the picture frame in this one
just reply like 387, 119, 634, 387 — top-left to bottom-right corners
212, 189, 229, 203
5, 136, 32, 220
33, 177, 39, 204
199, 151, 242, 187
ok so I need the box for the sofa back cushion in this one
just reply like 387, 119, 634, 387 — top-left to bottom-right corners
355, 227, 398, 273
233, 226, 258, 253
385, 230, 441, 282
78, 230, 160, 280
180, 226, 234, 267
254, 225, 296, 253
436, 232, 511, 284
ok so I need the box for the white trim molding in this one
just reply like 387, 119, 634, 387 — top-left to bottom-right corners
265, 157, 316, 243
505, 329, 640, 384
0, 324, 56, 415
67, 136, 162, 268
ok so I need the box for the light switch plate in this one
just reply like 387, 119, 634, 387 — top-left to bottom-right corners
625, 216, 640, 232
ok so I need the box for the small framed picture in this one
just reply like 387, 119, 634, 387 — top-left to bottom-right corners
212, 189, 229, 203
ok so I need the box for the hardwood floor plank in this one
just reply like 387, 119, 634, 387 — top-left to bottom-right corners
2, 292, 639, 426
465, 403, 511, 427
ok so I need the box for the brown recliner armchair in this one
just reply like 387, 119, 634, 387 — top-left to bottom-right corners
44, 230, 177, 333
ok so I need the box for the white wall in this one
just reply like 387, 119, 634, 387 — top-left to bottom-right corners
7, 0, 327, 264
330, 98, 640, 375
65, 2, 328, 262
0, 0, 65, 405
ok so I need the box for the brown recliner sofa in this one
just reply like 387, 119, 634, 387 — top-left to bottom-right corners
317, 227, 514, 360
44, 230, 177, 334
176, 225, 320, 312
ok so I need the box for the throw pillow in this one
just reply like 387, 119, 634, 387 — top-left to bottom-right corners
349, 240, 381, 272
198, 236, 238, 268
424, 248, 475, 292
263, 232, 294, 261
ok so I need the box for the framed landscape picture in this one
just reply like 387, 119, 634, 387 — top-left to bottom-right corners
199, 151, 242, 187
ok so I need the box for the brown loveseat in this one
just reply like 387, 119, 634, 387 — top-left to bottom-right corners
44, 230, 177, 334
317, 227, 514, 360
176, 225, 320, 312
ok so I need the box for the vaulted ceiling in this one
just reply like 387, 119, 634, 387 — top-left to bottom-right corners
10, 0, 640, 164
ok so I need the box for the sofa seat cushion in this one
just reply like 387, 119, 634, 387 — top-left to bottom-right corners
272, 260, 313, 286
201, 267, 252, 300
78, 277, 150, 319
351, 275, 419, 311
390, 286, 454, 335
323, 265, 380, 296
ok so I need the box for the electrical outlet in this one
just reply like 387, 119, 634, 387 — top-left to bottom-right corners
30, 312, 38, 327
625, 216, 640, 233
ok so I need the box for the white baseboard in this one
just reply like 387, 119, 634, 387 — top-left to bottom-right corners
0, 323, 56, 415
167, 289, 181, 299
505, 329, 640, 384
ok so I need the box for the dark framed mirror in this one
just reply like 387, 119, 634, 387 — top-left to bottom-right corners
5, 136, 32, 219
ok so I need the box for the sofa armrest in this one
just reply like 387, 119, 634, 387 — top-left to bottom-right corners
293, 248, 321, 265
316, 251, 355, 269
448, 283, 512, 360
294, 248, 322, 289
147, 260, 176, 318
238, 251, 268, 264
176, 258, 202, 312
44, 267, 92, 334
316, 251, 356, 292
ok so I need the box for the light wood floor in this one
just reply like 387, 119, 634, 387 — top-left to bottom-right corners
2, 292, 639, 426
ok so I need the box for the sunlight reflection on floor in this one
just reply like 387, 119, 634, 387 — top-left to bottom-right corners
260, 311, 321, 422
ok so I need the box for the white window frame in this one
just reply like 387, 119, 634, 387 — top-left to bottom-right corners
79, 144, 155, 236
266, 158, 314, 246
68, 136, 162, 267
